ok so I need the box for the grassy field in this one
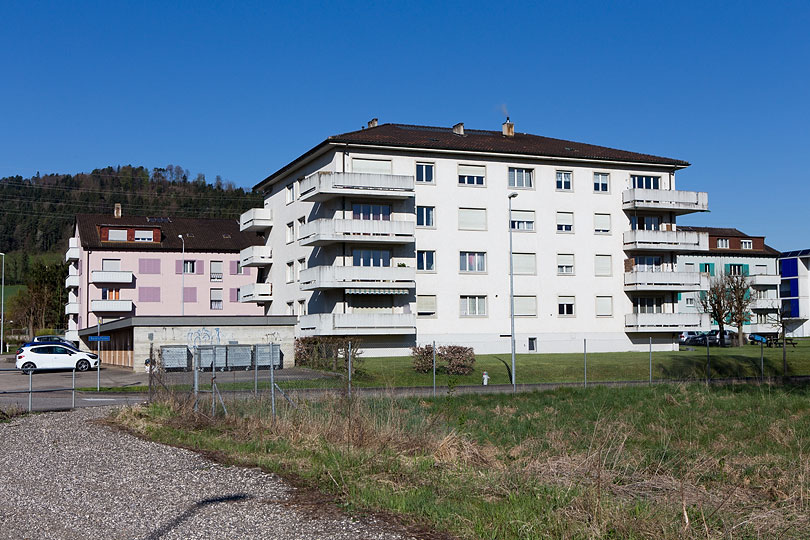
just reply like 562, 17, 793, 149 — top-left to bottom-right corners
1, 284, 25, 317
116, 382, 810, 539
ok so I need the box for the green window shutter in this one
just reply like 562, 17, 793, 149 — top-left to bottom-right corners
678, 292, 682, 301
724, 264, 730, 275
709, 263, 715, 276
742, 264, 749, 276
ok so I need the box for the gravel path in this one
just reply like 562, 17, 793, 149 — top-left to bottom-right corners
0, 407, 412, 540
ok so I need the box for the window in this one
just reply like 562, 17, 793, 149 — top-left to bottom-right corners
686, 297, 695, 307
717, 238, 729, 249
417, 295, 437, 317
210, 288, 223, 310
684, 262, 696, 272
101, 287, 120, 300
183, 287, 196, 303
596, 296, 613, 317
594, 213, 611, 234
700, 263, 716, 276
556, 171, 572, 191
133, 230, 154, 242
558, 296, 575, 316
513, 296, 537, 317
416, 206, 435, 227
416, 163, 434, 183
459, 251, 486, 273
286, 183, 295, 204
352, 158, 392, 174
632, 175, 660, 189
528, 337, 537, 352
557, 254, 575, 275
235, 261, 244, 275
210, 261, 223, 282
728, 264, 745, 276
353, 249, 391, 267
755, 264, 767, 275
594, 254, 612, 276
510, 210, 535, 231
460, 295, 487, 316
297, 217, 306, 238
512, 253, 536, 275
183, 260, 196, 274
353, 203, 391, 221
296, 258, 305, 281
630, 215, 661, 231
101, 259, 121, 271
286, 262, 294, 283
107, 229, 127, 241
458, 208, 487, 230
636, 256, 663, 271
286, 222, 295, 243
417, 250, 435, 271
138, 258, 161, 274
633, 297, 663, 314
508, 168, 533, 188
556, 212, 573, 232
756, 312, 770, 324
138, 287, 160, 302
741, 239, 753, 250
287, 302, 295, 315
458, 164, 485, 185
593, 173, 609, 193
298, 299, 306, 316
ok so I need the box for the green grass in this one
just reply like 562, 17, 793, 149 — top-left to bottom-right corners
116, 383, 810, 539
1, 284, 25, 317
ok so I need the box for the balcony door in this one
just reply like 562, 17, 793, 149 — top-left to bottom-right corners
352, 203, 391, 221
630, 215, 661, 231
633, 297, 664, 314
352, 249, 391, 267
634, 256, 662, 272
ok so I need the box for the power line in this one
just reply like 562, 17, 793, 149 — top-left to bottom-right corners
0, 195, 245, 215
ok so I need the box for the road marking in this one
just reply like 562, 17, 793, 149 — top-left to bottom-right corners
82, 398, 119, 402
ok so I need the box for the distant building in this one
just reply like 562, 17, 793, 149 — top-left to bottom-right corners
778, 249, 810, 337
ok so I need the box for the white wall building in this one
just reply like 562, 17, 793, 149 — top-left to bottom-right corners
241, 120, 711, 356
778, 249, 810, 337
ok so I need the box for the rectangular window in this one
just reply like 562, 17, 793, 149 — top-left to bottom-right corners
632, 175, 660, 189
593, 173, 609, 193
416, 163, 434, 183
353, 249, 391, 267
297, 217, 306, 239
741, 239, 753, 249
417, 250, 435, 271
416, 295, 437, 317
296, 258, 305, 281
352, 158, 392, 174
286, 222, 295, 243
513, 296, 537, 317
596, 296, 613, 317
717, 238, 729, 248
636, 256, 663, 271
138, 287, 160, 302
210, 261, 223, 282
183, 260, 196, 274
286, 183, 295, 204
684, 262, 696, 272
101, 287, 120, 300
298, 300, 306, 316
728, 264, 744, 276
416, 206, 435, 227
528, 337, 537, 351
458, 208, 487, 230
557, 254, 575, 275
630, 215, 661, 231
510, 210, 535, 231
633, 297, 663, 314
594, 213, 611, 234
287, 302, 295, 315
134, 230, 154, 242
595, 255, 612, 276
108, 229, 127, 241
353, 203, 391, 221
686, 297, 695, 307
558, 296, 575, 316
755, 264, 767, 275
460, 295, 487, 316
512, 253, 536, 275
700, 262, 716, 276
556, 170, 572, 191
508, 167, 533, 188
458, 164, 485, 185
210, 288, 223, 310
101, 259, 121, 271
556, 212, 574, 232
459, 251, 486, 273
286, 262, 294, 283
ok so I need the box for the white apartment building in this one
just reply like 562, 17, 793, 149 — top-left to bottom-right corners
779, 249, 810, 337
676, 227, 781, 335
241, 119, 711, 355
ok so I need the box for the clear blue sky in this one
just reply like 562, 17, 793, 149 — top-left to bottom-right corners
1, 1, 808, 249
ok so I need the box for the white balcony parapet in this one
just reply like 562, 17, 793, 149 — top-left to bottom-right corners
299, 313, 416, 336
239, 282, 272, 303
623, 230, 708, 252
64, 330, 80, 342
624, 271, 707, 292
750, 274, 781, 286
91, 299, 133, 312
65, 275, 80, 289
299, 172, 415, 202
240, 245, 273, 267
750, 298, 779, 310
299, 219, 415, 246
240, 207, 273, 232
299, 265, 415, 291
625, 312, 709, 332
91, 270, 133, 284
65, 303, 80, 315
622, 189, 708, 214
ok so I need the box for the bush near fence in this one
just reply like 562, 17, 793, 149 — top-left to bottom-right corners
411, 344, 476, 375
294, 336, 363, 375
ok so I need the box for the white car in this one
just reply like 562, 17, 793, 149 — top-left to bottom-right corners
16, 344, 99, 374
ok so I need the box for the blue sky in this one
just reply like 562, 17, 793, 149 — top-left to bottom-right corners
1, 1, 808, 249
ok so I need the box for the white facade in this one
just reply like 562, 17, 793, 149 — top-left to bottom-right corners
243, 122, 710, 356
779, 251, 810, 337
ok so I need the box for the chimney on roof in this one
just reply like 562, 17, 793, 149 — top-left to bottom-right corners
367, 118, 378, 128
502, 117, 514, 137
452, 122, 464, 135
114, 203, 122, 219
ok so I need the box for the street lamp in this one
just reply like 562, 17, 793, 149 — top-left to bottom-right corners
1, 252, 5, 355
178, 235, 185, 316
508, 192, 518, 393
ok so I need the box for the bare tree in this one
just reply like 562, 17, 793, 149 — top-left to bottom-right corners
698, 276, 732, 347
726, 274, 753, 347
766, 307, 792, 377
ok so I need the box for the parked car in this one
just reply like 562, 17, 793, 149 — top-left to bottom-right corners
685, 334, 709, 346
679, 331, 702, 344
33, 335, 71, 344
707, 330, 738, 346
15, 344, 99, 374
19, 339, 80, 353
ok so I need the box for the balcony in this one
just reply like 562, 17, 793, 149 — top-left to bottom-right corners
240, 207, 273, 232
64, 330, 80, 342
625, 312, 709, 332
91, 299, 133, 312
240, 245, 273, 267
65, 303, 80, 315
65, 237, 80, 261
624, 271, 707, 292
91, 270, 133, 284
750, 297, 779, 310
299, 312, 416, 336
299, 219, 415, 247
239, 282, 272, 303
65, 275, 80, 289
750, 274, 781, 286
299, 265, 416, 291
622, 189, 708, 214
623, 230, 708, 252
299, 172, 414, 202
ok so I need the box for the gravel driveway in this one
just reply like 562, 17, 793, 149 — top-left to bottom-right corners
0, 407, 412, 539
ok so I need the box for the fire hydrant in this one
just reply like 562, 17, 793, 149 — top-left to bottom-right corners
482, 371, 490, 386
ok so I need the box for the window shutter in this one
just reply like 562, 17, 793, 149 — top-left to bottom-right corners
557, 254, 575, 267
352, 158, 392, 174
175, 260, 183, 274
594, 213, 611, 231
230, 288, 239, 302
724, 264, 730, 275
458, 208, 487, 230
513, 296, 536, 316
678, 292, 682, 301
594, 255, 612, 276
230, 261, 238, 275
417, 295, 437, 313
709, 263, 715, 276
596, 296, 612, 316
557, 212, 574, 226
458, 164, 485, 177
183, 287, 197, 303
196, 260, 204, 275
511, 210, 534, 221
742, 264, 749, 276
512, 253, 536, 274
210, 289, 223, 301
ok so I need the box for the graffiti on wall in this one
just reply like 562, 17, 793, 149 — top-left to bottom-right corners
186, 327, 236, 349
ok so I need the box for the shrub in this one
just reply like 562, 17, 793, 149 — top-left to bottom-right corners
294, 336, 363, 375
410, 344, 435, 373
440, 345, 475, 375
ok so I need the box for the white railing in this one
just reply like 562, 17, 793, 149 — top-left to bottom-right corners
299, 313, 416, 334
625, 312, 709, 330
299, 219, 415, 242
91, 270, 133, 284
65, 247, 80, 261
65, 275, 80, 289
240, 207, 273, 232
623, 230, 708, 251
750, 274, 781, 286
65, 303, 80, 315
239, 245, 273, 267
750, 297, 779, 310
299, 265, 415, 288
91, 299, 133, 312
622, 189, 708, 212
239, 282, 272, 302
624, 271, 707, 289
299, 172, 414, 199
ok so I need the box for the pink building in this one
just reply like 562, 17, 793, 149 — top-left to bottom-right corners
65, 209, 269, 365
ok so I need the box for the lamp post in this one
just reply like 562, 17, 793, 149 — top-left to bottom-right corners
1, 252, 5, 355
178, 235, 185, 316
508, 192, 518, 393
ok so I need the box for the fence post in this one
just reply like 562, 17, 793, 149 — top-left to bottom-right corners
193, 347, 199, 412
270, 353, 276, 420
348, 341, 352, 399
760, 341, 764, 381
649, 337, 652, 385
706, 336, 710, 384
583, 338, 587, 389
72, 369, 76, 409
253, 346, 258, 396
28, 370, 32, 412
432, 340, 436, 398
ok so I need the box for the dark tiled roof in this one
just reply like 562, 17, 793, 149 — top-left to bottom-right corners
679, 226, 781, 256
75, 214, 263, 252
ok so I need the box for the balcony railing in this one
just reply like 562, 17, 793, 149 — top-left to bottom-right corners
299, 265, 415, 290
623, 230, 708, 252
625, 312, 709, 332
91, 299, 133, 312
750, 274, 781, 286
65, 275, 80, 289
91, 270, 133, 284
624, 271, 707, 292
750, 297, 779, 310
299, 312, 416, 336
65, 303, 80, 315
299, 219, 415, 246
622, 189, 709, 214
240, 207, 273, 232
239, 282, 272, 303
299, 172, 414, 202
240, 245, 273, 267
